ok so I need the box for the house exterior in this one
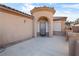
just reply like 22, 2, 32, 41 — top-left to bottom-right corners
0, 4, 67, 47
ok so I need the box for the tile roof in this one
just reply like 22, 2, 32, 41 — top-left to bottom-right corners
0, 4, 33, 19
53, 17, 67, 21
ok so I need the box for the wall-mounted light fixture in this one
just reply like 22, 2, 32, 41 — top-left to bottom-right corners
24, 20, 26, 23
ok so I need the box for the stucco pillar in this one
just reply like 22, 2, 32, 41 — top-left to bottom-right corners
49, 20, 53, 37
34, 20, 37, 37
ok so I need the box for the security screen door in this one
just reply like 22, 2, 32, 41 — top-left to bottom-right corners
40, 21, 46, 36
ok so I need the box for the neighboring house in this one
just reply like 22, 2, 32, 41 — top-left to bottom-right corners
0, 4, 67, 47
72, 24, 79, 32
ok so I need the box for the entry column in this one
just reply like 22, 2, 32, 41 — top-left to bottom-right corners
34, 19, 37, 37
49, 19, 53, 37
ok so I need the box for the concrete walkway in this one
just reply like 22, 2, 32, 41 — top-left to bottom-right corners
0, 36, 69, 56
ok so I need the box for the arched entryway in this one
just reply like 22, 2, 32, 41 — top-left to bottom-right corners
37, 16, 49, 36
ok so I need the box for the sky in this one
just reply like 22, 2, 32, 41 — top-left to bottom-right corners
2, 3, 79, 21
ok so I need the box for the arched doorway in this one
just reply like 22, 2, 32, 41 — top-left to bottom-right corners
37, 16, 49, 36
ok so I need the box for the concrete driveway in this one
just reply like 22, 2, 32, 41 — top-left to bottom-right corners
0, 36, 69, 56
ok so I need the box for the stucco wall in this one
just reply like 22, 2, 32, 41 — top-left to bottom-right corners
61, 20, 65, 32
0, 12, 33, 46
33, 11, 53, 19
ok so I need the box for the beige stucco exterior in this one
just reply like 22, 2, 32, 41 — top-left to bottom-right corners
31, 7, 55, 37
0, 7, 33, 46
0, 4, 67, 47
32, 11, 54, 37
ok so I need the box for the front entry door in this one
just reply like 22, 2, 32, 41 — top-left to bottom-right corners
40, 21, 46, 36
